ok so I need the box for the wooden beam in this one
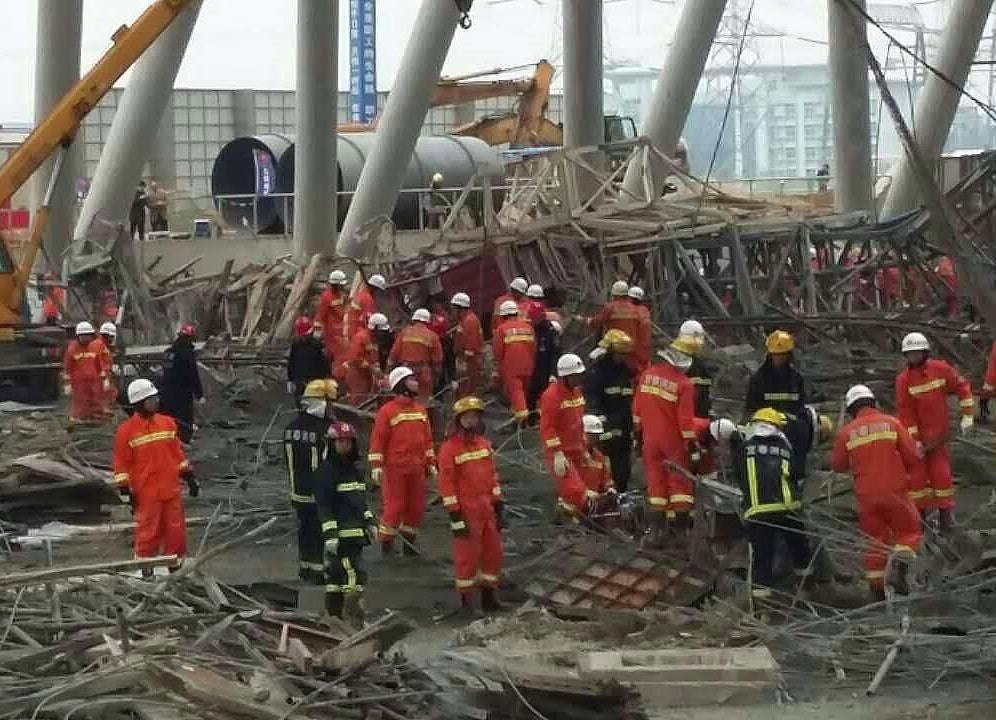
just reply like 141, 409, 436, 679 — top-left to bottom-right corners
0, 556, 179, 589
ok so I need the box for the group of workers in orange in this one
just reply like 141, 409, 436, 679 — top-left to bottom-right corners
62, 320, 120, 424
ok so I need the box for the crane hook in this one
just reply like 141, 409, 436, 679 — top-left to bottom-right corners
454, 0, 472, 29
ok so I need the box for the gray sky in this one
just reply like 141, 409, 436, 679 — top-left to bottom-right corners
0, 0, 971, 122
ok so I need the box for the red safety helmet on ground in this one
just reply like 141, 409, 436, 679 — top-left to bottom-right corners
294, 316, 314, 338
328, 421, 357, 440
178, 323, 196, 338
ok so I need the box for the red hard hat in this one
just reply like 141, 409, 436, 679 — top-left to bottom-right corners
178, 323, 196, 337
294, 316, 314, 338
328, 421, 357, 440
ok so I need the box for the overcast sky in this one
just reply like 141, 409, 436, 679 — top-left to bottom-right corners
0, 0, 970, 123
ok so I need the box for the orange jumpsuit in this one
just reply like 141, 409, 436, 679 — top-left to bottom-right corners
982, 341, 996, 397
63, 337, 110, 423
579, 448, 614, 494
316, 287, 348, 363
346, 284, 377, 340
344, 327, 380, 402
112, 413, 190, 558
895, 358, 973, 510
691, 416, 716, 475
491, 292, 518, 330
937, 256, 958, 318
539, 381, 592, 515
831, 406, 922, 591
368, 396, 435, 541
633, 362, 696, 516
98, 339, 116, 409
438, 433, 503, 593
454, 309, 484, 397
42, 286, 66, 324
492, 318, 536, 422
388, 323, 443, 402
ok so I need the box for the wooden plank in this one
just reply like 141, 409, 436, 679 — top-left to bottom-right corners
284, 637, 314, 674
0, 555, 180, 589
155, 255, 203, 286
319, 638, 378, 673
266, 253, 322, 343
201, 258, 235, 338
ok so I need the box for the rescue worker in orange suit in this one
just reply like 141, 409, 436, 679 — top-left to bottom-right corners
585, 330, 635, 492
287, 317, 331, 401
317, 421, 376, 621
368, 366, 437, 555
344, 313, 388, 403
41, 273, 65, 326
438, 396, 505, 614
388, 308, 443, 403
491, 277, 528, 332
428, 293, 455, 394
579, 414, 615, 496
587, 281, 644, 353
680, 319, 713, 417
451, 292, 484, 397
895, 332, 974, 530
284, 379, 338, 583
522, 284, 547, 326
692, 417, 739, 475
98, 322, 120, 411
492, 300, 536, 425
316, 270, 349, 364
113, 379, 198, 568
63, 321, 110, 424
346, 273, 387, 340
539, 353, 595, 518
633, 336, 699, 538
936, 256, 958, 319
832, 385, 922, 599
627, 286, 653, 372
159, 324, 204, 444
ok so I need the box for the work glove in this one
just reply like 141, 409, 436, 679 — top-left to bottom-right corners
370, 467, 384, 487
325, 537, 340, 558
102, 377, 111, 392
494, 501, 506, 530
449, 511, 469, 538
286, 381, 295, 395
552, 451, 569, 478
960, 415, 975, 435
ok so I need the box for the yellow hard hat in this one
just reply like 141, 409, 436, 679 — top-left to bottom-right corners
752, 407, 787, 426
453, 395, 484, 416
302, 378, 338, 400
765, 330, 795, 354
670, 334, 702, 356
599, 329, 633, 353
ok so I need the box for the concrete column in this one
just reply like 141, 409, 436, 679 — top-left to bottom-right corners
73, 1, 203, 248
562, 0, 603, 149
623, 0, 727, 199
31, 0, 83, 266
233, 89, 258, 137
828, 0, 873, 213
294, 0, 339, 260
149, 96, 177, 190
881, 0, 995, 219
337, 0, 468, 260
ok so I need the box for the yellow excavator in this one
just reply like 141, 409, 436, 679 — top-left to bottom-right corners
0, 0, 194, 399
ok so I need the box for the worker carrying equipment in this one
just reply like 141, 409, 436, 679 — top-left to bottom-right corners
895, 332, 973, 527
159, 324, 204, 444
585, 329, 636, 492
734, 407, 813, 602
831, 385, 922, 599
343, 313, 387, 403
368, 366, 436, 555
452, 292, 484, 397
388, 309, 443, 402
491, 277, 528, 330
438, 396, 505, 614
492, 300, 537, 424
63, 321, 111, 424
316, 421, 375, 621
539, 354, 594, 518
317, 270, 350, 364
284, 378, 337, 583
113, 379, 196, 563
287, 316, 331, 400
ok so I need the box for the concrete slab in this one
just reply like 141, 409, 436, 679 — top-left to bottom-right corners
577, 647, 780, 683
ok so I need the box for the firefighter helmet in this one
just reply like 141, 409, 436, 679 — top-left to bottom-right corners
294, 316, 314, 338
453, 395, 484, 417
765, 329, 795, 354
328, 421, 357, 440
556, 353, 585, 377
178, 323, 196, 337
303, 378, 338, 400
752, 407, 787, 427
670, 335, 701, 356
600, 329, 633, 353
901, 332, 930, 353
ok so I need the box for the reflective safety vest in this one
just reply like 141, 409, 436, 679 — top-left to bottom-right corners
734, 425, 801, 519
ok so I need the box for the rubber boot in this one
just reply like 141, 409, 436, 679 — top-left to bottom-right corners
481, 587, 502, 613
381, 537, 395, 557
459, 591, 476, 618
342, 592, 365, 626
647, 513, 668, 549
325, 592, 344, 618
401, 533, 419, 557
938, 508, 956, 534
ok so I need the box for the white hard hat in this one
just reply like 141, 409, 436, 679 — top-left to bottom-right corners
557, 353, 585, 378
628, 286, 645, 301
388, 366, 414, 390
526, 284, 544, 299
368, 312, 389, 331
368, 274, 387, 291
583, 414, 604, 435
679, 319, 705, 338
901, 332, 930, 353
610, 280, 629, 297
709, 418, 738, 442
99, 322, 117, 337
328, 270, 348, 285
412, 308, 431, 323
450, 292, 471, 308
510, 277, 528, 294
127, 378, 158, 405
75, 321, 95, 336
432, 172, 444, 184
845, 384, 876, 408
498, 300, 519, 317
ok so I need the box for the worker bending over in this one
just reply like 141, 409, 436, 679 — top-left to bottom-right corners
492, 277, 528, 330
287, 317, 331, 400
113, 379, 198, 568
438, 396, 505, 614
389, 308, 443, 403
493, 300, 536, 425
316, 421, 375, 622
832, 385, 922, 599
160, 324, 204, 444
585, 330, 636, 492
451, 292, 484, 397
579, 415, 615, 497
895, 332, 973, 530
344, 313, 388, 402
316, 270, 349, 364
369, 367, 437, 555
64, 321, 111, 424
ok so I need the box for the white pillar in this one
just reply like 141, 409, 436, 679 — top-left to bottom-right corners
623, 0, 727, 199
562, 0, 603, 149
337, 0, 468, 260
294, 0, 339, 260
72, 1, 202, 247
32, 0, 83, 266
149, 96, 177, 190
881, 0, 995, 219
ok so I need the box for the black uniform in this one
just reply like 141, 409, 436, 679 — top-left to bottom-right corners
130, 187, 148, 240
529, 320, 561, 412
315, 443, 374, 615
733, 425, 812, 599
744, 357, 811, 475
585, 352, 635, 492
687, 356, 714, 418
287, 337, 331, 399
159, 336, 204, 443
284, 413, 330, 583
